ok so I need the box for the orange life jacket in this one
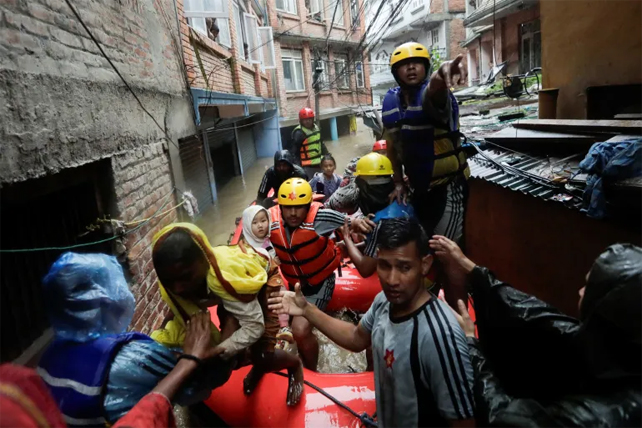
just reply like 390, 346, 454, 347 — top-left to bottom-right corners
269, 202, 341, 287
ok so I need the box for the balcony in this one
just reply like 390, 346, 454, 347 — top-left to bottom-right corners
464, 0, 538, 27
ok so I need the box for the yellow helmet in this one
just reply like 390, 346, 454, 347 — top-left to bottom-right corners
354, 153, 393, 176
390, 42, 430, 67
278, 178, 313, 206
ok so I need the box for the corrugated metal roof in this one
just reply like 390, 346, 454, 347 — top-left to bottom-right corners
467, 145, 585, 208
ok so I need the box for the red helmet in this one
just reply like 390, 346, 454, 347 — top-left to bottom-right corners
372, 140, 387, 152
299, 107, 315, 120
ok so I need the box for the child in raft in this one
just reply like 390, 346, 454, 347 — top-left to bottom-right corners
239, 205, 304, 406
308, 154, 342, 202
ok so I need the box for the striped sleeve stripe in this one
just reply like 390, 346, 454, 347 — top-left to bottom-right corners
258, 171, 270, 194
422, 308, 465, 419
428, 304, 475, 418
364, 223, 380, 257
315, 210, 346, 227
433, 301, 475, 411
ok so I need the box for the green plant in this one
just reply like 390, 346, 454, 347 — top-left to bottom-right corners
429, 49, 444, 72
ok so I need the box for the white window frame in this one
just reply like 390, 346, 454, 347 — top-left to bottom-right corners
431, 28, 440, 45
233, 2, 246, 60
244, 13, 261, 64
350, 0, 360, 29
329, 0, 344, 26
282, 49, 305, 92
258, 26, 276, 69
308, 0, 324, 19
184, 0, 228, 19
217, 18, 232, 48
276, 0, 297, 15
355, 61, 364, 88
410, 0, 423, 11
185, 0, 231, 48
334, 54, 349, 89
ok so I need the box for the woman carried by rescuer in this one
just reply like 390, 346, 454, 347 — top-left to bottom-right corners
238, 205, 304, 406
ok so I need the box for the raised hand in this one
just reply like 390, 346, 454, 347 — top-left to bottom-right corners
183, 312, 226, 360
450, 300, 476, 338
389, 183, 408, 205
438, 54, 466, 88
268, 283, 308, 317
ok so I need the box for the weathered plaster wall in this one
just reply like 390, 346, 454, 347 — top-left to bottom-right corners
541, 0, 642, 118
0, 0, 196, 183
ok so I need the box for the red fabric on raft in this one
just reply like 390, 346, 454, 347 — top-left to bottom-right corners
0, 364, 67, 428
112, 393, 176, 428
0, 364, 175, 428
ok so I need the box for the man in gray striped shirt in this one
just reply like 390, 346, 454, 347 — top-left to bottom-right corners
269, 217, 475, 427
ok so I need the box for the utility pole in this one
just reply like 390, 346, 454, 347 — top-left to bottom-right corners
313, 52, 323, 128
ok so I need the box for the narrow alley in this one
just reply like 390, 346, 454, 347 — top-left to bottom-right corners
197, 119, 376, 247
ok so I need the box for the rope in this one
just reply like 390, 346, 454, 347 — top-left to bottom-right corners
0, 188, 177, 253
272, 371, 377, 427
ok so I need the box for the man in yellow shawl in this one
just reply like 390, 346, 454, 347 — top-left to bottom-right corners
150, 223, 268, 362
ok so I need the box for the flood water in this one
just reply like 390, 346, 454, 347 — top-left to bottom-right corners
197, 119, 375, 373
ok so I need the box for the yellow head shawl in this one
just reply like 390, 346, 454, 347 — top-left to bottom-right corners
149, 222, 268, 348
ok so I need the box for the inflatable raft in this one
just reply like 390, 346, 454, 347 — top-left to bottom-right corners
206, 305, 377, 428
206, 195, 476, 427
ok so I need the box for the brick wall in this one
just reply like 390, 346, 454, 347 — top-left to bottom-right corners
449, 0, 466, 12
448, 18, 467, 62
241, 64, 257, 95
0, 0, 198, 336
431, 0, 445, 14
111, 142, 178, 333
268, 0, 372, 120
176, 0, 270, 97
0, 0, 195, 183
502, 7, 540, 74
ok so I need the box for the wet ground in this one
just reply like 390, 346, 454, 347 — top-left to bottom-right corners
197, 118, 374, 374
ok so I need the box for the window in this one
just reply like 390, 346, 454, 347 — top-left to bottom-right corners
334, 53, 349, 89
217, 19, 231, 48
355, 61, 364, 88
310, 56, 328, 88
233, 3, 247, 60
431, 28, 439, 45
276, 0, 297, 14
410, 0, 423, 10
185, 0, 231, 48
282, 49, 305, 91
350, 0, 360, 29
258, 27, 276, 69
244, 13, 261, 63
329, 0, 344, 26
306, 0, 324, 22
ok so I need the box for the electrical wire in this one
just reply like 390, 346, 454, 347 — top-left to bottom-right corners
0, 187, 178, 254
63, 0, 180, 152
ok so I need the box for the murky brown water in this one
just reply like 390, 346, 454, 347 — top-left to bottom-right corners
197, 119, 375, 373
198, 118, 374, 246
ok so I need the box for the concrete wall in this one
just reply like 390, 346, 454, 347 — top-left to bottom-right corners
0, 0, 194, 183
541, 0, 642, 118
0, 0, 195, 335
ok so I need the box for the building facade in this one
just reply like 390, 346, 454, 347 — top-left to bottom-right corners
175, 0, 281, 205
366, 0, 466, 106
0, 0, 196, 363
462, 0, 540, 86
268, 0, 372, 143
